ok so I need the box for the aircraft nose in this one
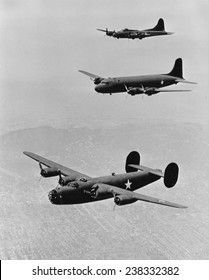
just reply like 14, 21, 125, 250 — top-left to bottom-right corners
48, 189, 59, 204
95, 85, 102, 93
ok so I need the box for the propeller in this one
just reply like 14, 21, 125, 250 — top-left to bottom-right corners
97, 28, 115, 36
124, 84, 145, 95
90, 185, 99, 198
39, 162, 43, 171
38, 163, 44, 182
39, 162, 46, 176
113, 203, 116, 211
58, 173, 64, 186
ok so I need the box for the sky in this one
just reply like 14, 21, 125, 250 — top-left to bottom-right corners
0, 0, 209, 133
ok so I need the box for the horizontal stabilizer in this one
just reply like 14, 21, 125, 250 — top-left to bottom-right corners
157, 89, 191, 92
129, 162, 179, 188
175, 79, 197, 84
128, 164, 164, 177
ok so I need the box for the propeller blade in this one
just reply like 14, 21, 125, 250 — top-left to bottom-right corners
39, 162, 43, 171
124, 84, 129, 91
113, 203, 116, 211
58, 173, 63, 185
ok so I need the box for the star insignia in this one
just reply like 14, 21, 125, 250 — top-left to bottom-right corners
125, 179, 132, 190
161, 80, 164, 85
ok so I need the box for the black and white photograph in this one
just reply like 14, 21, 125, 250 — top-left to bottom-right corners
0, 0, 209, 261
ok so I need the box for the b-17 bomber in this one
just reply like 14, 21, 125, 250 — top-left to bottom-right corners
79, 58, 196, 96
97, 18, 173, 40
23, 151, 187, 209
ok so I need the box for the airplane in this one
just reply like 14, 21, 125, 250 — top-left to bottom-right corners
23, 151, 187, 209
79, 58, 196, 96
97, 18, 173, 40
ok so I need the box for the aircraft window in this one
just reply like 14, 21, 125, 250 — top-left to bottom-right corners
68, 182, 79, 189
102, 81, 109, 85
79, 178, 87, 182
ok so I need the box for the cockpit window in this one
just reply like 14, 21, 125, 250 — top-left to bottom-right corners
101, 81, 109, 85
68, 182, 79, 189
79, 178, 87, 182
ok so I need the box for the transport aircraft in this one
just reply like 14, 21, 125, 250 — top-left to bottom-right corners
79, 58, 196, 96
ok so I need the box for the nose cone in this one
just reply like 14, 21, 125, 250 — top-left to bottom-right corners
94, 84, 102, 93
95, 84, 107, 93
48, 189, 59, 204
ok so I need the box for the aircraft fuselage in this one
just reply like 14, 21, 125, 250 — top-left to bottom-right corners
95, 74, 177, 94
49, 170, 160, 205
113, 30, 170, 39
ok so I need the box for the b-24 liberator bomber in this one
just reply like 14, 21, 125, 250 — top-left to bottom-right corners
79, 58, 196, 96
23, 151, 187, 209
97, 18, 173, 40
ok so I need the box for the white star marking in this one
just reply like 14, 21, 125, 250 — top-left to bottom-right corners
125, 179, 132, 190
161, 80, 164, 85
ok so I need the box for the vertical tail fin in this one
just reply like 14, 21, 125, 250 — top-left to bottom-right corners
168, 58, 183, 79
164, 163, 179, 188
152, 18, 165, 31
125, 151, 140, 173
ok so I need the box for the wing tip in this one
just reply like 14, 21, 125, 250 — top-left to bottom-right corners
97, 28, 105, 32
170, 202, 188, 209
78, 70, 89, 75
23, 151, 36, 158
178, 205, 188, 209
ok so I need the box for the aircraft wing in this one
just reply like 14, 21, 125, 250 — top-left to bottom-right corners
107, 184, 187, 208
78, 70, 104, 81
23, 151, 91, 179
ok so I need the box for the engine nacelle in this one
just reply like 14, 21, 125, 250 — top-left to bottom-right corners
40, 167, 60, 178
107, 31, 115, 36
127, 88, 143, 96
90, 183, 110, 199
93, 77, 103, 85
145, 88, 157, 96
58, 175, 76, 186
114, 194, 137, 206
